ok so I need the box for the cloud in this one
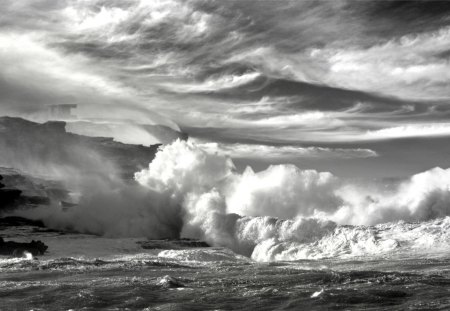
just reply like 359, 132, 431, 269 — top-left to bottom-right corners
222, 25, 450, 101
363, 123, 450, 140
192, 140, 378, 160
0, 32, 119, 107
313, 26, 450, 100
1, 0, 450, 157
0, 31, 177, 135
161, 72, 262, 92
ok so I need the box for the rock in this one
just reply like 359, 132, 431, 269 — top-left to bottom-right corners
0, 237, 48, 256
12, 249, 34, 259
0, 117, 163, 181
0, 216, 45, 228
157, 275, 185, 288
0, 172, 51, 210
137, 238, 210, 250
0, 216, 65, 235
0, 173, 22, 209
0, 188, 22, 208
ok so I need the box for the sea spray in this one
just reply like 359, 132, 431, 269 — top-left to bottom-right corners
134, 140, 450, 259
136, 139, 450, 227
11, 139, 450, 260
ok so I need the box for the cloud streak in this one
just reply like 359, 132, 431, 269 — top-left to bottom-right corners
193, 140, 378, 160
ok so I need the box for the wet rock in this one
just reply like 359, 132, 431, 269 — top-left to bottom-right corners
0, 117, 165, 181
0, 188, 22, 206
12, 249, 34, 259
157, 275, 185, 288
0, 216, 45, 228
0, 175, 22, 209
0, 237, 48, 256
137, 238, 210, 250
1, 173, 47, 211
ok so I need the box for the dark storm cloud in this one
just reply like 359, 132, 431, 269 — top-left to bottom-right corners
360, 0, 450, 36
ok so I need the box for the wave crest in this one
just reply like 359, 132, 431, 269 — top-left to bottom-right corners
134, 140, 450, 260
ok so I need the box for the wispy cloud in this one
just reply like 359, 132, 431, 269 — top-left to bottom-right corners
364, 123, 450, 140
311, 26, 450, 101
1, 0, 450, 157
192, 139, 378, 160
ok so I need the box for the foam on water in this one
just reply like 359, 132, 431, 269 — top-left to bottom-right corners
251, 217, 450, 261
158, 248, 250, 263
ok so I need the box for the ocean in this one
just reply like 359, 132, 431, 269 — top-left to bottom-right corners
1, 219, 449, 310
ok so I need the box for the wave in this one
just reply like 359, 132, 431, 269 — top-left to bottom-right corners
158, 248, 249, 263
0, 254, 194, 273
10, 139, 450, 262
134, 140, 450, 260
251, 217, 450, 261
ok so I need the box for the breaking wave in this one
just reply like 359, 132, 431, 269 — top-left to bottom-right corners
251, 217, 450, 261
13, 140, 450, 261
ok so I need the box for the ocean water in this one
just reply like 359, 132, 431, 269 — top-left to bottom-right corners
1, 222, 449, 311
2, 135, 450, 310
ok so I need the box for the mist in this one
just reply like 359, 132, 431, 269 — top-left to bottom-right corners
8, 138, 450, 260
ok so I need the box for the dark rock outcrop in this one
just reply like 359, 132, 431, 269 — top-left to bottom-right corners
157, 275, 185, 288
0, 175, 22, 209
0, 237, 48, 256
0, 188, 22, 205
0, 215, 65, 236
0, 216, 45, 228
0, 173, 50, 210
0, 117, 162, 180
137, 238, 210, 250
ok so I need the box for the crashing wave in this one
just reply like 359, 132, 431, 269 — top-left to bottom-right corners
11, 139, 450, 262
251, 217, 450, 261
134, 140, 450, 261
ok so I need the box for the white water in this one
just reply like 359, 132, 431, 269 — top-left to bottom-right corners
11, 139, 450, 261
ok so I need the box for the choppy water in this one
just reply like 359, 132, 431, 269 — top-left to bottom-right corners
1, 226, 449, 311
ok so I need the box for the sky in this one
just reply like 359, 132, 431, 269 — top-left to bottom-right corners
1, 0, 450, 178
